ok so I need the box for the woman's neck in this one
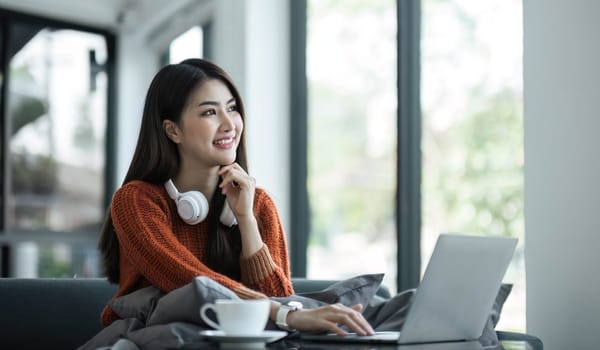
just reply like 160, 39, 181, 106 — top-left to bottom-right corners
172, 164, 220, 203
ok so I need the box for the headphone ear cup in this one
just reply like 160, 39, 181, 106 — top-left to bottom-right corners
219, 202, 238, 227
177, 191, 209, 225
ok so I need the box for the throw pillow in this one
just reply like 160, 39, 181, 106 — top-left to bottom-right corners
479, 283, 513, 346
296, 273, 385, 307
108, 286, 165, 322
146, 276, 239, 326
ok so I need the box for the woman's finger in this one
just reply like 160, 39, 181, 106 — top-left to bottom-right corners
303, 304, 373, 335
350, 304, 363, 312
218, 162, 244, 177
348, 304, 374, 335
329, 304, 373, 336
322, 320, 349, 336
221, 173, 255, 195
286, 304, 375, 336
219, 168, 248, 193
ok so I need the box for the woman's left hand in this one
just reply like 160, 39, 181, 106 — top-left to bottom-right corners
218, 163, 256, 221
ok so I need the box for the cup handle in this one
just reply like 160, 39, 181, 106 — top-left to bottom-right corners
199, 303, 221, 330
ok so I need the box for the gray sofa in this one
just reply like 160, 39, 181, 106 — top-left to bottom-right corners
0, 278, 542, 350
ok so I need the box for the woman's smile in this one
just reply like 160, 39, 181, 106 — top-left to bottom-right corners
213, 136, 236, 149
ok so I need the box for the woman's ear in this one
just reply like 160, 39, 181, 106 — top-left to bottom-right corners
163, 120, 181, 143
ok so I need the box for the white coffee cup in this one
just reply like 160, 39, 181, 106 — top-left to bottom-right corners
199, 299, 270, 336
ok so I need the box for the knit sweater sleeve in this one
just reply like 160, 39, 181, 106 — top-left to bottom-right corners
239, 189, 295, 296
111, 181, 264, 299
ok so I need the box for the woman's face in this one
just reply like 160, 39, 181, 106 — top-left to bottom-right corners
172, 79, 243, 168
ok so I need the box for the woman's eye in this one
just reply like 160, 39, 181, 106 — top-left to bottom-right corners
201, 109, 216, 116
227, 104, 238, 112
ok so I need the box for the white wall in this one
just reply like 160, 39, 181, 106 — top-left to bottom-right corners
114, 35, 159, 182
244, 0, 291, 234
524, 1, 600, 349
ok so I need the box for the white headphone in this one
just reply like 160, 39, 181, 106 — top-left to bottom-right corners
164, 179, 237, 226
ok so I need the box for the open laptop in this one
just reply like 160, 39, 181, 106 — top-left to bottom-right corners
300, 234, 517, 346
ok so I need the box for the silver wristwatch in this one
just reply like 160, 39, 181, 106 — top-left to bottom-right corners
275, 301, 303, 331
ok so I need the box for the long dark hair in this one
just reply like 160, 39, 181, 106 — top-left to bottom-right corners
98, 58, 247, 283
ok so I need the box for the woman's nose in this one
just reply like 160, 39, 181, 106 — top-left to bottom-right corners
219, 109, 236, 131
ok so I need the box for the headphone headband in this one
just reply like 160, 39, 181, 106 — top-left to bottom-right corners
164, 179, 180, 200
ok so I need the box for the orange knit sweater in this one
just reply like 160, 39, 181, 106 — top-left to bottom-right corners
101, 180, 294, 326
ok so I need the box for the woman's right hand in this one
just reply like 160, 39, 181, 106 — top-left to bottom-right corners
286, 303, 375, 336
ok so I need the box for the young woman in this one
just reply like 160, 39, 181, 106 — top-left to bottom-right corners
98, 58, 373, 336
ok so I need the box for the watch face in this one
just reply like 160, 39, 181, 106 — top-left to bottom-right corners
288, 301, 303, 310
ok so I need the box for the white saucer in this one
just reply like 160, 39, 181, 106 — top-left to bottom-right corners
198, 330, 287, 349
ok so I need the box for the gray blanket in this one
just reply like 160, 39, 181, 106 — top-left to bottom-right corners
78, 274, 508, 350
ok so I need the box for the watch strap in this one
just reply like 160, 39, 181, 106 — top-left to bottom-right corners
276, 303, 301, 331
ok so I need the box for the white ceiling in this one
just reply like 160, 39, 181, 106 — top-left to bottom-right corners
0, 0, 204, 35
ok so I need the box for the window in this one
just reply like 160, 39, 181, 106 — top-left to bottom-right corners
292, 0, 525, 332
0, 11, 115, 278
167, 26, 204, 64
421, 0, 524, 331
304, 0, 398, 293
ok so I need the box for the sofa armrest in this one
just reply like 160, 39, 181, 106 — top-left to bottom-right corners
0, 278, 117, 350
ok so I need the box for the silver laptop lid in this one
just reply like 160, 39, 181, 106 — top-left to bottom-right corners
399, 234, 517, 344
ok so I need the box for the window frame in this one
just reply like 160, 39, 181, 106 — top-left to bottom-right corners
289, 0, 309, 278
396, 0, 422, 290
0, 8, 117, 277
289, 0, 422, 291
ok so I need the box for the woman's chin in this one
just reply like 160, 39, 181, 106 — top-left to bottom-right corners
218, 157, 237, 166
